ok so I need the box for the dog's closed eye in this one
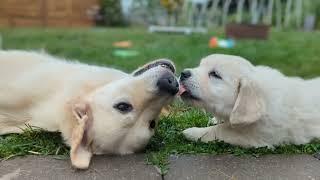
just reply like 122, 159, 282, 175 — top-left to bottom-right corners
114, 102, 133, 113
209, 70, 222, 80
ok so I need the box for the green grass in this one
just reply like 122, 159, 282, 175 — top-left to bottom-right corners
1, 28, 320, 173
0, 130, 69, 161
147, 103, 320, 173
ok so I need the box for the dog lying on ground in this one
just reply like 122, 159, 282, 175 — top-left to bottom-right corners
0, 50, 179, 169
179, 54, 320, 147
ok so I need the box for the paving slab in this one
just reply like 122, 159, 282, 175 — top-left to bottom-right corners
0, 154, 161, 180
166, 154, 320, 180
2, 154, 320, 180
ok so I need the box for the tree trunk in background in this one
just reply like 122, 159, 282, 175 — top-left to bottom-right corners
196, 3, 206, 27
181, 0, 189, 25
275, 0, 282, 29
284, 0, 293, 27
250, 0, 258, 24
236, 0, 245, 23
188, 2, 196, 26
294, 0, 302, 28
208, 0, 220, 27
265, 0, 274, 25
256, 0, 265, 24
222, 0, 232, 25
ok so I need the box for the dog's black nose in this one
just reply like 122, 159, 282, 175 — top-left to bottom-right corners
157, 73, 179, 95
180, 70, 191, 81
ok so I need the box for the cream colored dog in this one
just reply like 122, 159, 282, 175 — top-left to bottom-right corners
0, 50, 179, 169
180, 54, 320, 147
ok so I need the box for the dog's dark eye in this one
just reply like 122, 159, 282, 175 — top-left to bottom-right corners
114, 102, 133, 113
149, 119, 156, 129
209, 70, 222, 80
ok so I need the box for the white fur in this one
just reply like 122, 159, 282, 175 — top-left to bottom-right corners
181, 54, 320, 147
0, 50, 177, 168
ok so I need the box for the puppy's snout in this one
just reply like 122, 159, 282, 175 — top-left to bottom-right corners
157, 73, 179, 95
180, 70, 191, 81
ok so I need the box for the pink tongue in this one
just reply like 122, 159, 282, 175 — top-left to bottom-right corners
178, 84, 187, 96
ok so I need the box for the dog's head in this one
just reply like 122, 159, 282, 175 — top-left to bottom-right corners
179, 54, 265, 127
70, 60, 178, 169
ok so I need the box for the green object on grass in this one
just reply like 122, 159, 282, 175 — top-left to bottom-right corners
113, 50, 139, 57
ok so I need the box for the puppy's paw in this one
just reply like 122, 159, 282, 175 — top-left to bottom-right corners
183, 127, 214, 142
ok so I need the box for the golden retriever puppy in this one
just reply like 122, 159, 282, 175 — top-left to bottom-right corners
0, 50, 179, 169
179, 54, 320, 147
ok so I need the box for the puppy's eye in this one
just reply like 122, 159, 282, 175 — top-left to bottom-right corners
209, 70, 222, 80
114, 102, 133, 113
149, 119, 156, 129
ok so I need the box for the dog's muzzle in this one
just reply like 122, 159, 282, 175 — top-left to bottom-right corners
180, 70, 192, 81
157, 73, 179, 95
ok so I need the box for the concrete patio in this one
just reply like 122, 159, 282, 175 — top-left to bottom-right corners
1, 154, 319, 180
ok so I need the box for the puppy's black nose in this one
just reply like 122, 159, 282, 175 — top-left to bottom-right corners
180, 70, 191, 81
157, 73, 179, 95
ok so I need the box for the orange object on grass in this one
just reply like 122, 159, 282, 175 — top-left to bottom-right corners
209, 37, 218, 48
113, 41, 132, 48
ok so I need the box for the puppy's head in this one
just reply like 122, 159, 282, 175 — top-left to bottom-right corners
179, 54, 265, 126
70, 60, 178, 169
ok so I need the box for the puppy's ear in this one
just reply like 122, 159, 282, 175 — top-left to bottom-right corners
70, 102, 93, 169
230, 78, 265, 127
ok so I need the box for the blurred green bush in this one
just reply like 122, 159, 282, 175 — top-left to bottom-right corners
99, 0, 126, 26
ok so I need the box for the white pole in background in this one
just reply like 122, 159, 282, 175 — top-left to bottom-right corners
265, 0, 274, 25
222, 0, 232, 25
236, 0, 246, 24
275, 0, 282, 29
284, 0, 293, 28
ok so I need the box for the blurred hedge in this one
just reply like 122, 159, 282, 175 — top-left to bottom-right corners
99, 0, 126, 26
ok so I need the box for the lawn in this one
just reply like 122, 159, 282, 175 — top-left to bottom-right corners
1, 28, 320, 173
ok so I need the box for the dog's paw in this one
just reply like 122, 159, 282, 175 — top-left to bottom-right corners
183, 127, 213, 142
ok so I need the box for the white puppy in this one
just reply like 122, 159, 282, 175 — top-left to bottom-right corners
180, 54, 320, 148
0, 50, 179, 169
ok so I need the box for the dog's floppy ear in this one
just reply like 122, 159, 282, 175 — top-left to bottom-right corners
70, 102, 93, 169
230, 77, 265, 127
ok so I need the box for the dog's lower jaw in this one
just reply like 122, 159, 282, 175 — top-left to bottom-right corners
180, 91, 201, 101
180, 96, 203, 109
